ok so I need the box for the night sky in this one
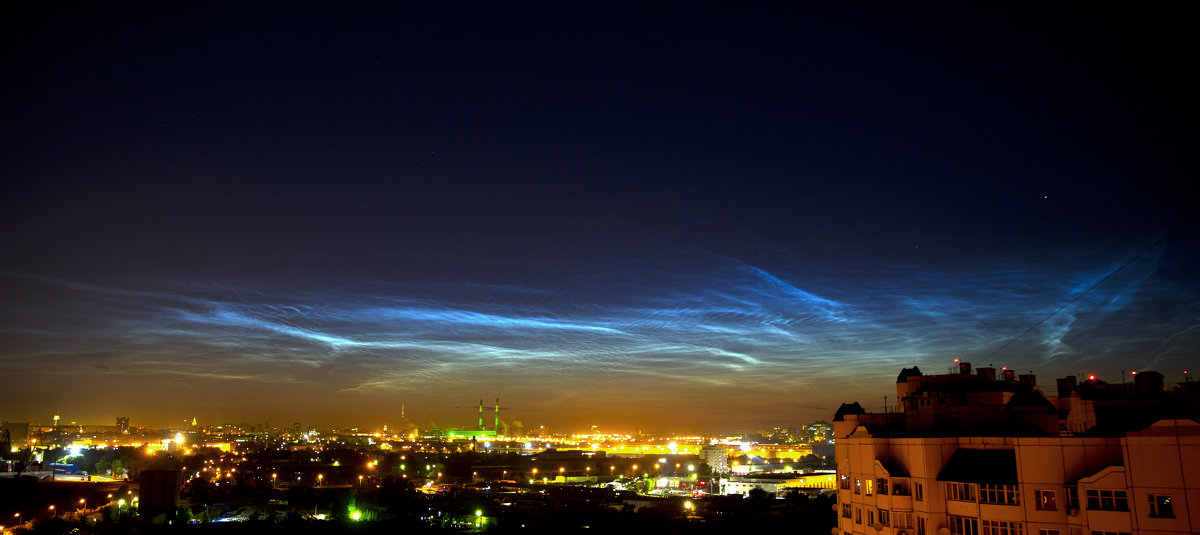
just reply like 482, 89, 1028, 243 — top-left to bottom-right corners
2, 4, 1197, 432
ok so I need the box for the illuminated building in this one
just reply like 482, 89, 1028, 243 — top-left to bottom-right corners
806, 421, 834, 458
834, 363, 1200, 535
721, 473, 836, 497
699, 445, 729, 474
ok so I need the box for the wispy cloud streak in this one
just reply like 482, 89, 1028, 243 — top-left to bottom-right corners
1, 242, 1196, 415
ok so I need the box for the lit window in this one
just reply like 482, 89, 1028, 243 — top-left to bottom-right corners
1036, 490, 1056, 510
865, 478, 874, 495
1148, 494, 1174, 518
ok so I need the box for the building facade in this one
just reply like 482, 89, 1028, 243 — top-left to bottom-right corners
699, 445, 730, 474
834, 363, 1199, 535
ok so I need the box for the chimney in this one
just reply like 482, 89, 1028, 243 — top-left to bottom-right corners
1056, 376, 1076, 397
958, 361, 972, 375
494, 398, 500, 433
1019, 374, 1037, 387
1003, 369, 1016, 381
977, 367, 996, 382
1134, 371, 1164, 395
478, 399, 484, 430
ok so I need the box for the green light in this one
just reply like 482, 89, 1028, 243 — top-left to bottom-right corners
351, 511, 361, 521
475, 510, 482, 517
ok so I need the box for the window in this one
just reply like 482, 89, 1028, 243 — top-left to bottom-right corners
841, 474, 851, 490
894, 512, 913, 530
980, 483, 1020, 505
855, 507, 862, 524
917, 516, 927, 535
1065, 486, 1079, 510
878, 509, 890, 526
1036, 490, 1057, 510
982, 520, 1024, 535
878, 478, 889, 495
865, 478, 874, 495
947, 482, 977, 502
868, 510, 875, 526
893, 481, 910, 495
1038, 530, 1059, 535
1148, 494, 1174, 518
855, 478, 862, 494
1086, 489, 1129, 511
1090, 532, 1131, 535
915, 482, 924, 501
842, 503, 852, 519
948, 514, 979, 535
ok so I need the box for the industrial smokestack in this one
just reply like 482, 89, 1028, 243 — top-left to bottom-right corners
494, 398, 500, 434
478, 399, 484, 430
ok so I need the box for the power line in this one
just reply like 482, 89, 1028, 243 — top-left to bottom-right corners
982, 216, 1196, 361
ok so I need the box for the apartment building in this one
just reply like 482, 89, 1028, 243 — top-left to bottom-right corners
834, 363, 1199, 535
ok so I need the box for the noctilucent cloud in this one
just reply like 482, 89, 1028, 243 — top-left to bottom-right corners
2, 4, 1197, 431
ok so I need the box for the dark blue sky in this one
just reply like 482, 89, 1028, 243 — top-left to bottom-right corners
2, 4, 1196, 432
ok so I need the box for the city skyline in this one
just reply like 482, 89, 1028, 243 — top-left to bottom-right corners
2, 5, 1197, 432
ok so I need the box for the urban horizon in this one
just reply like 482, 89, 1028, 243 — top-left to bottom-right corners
4, 3, 1197, 438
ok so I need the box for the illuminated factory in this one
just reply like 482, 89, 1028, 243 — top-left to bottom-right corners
441, 398, 519, 439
